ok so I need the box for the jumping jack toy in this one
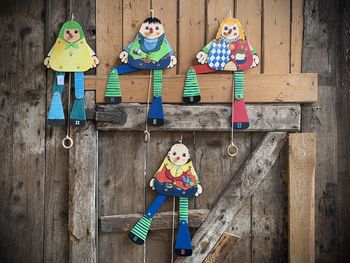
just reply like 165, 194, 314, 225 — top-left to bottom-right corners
128, 143, 202, 256
182, 17, 259, 130
44, 18, 99, 128
104, 11, 176, 126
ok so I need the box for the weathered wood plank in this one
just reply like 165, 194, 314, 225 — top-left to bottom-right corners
86, 73, 318, 103
100, 209, 209, 232
290, 0, 304, 73
178, 0, 206, 74
204, 233, 241, 263
176, 132, 287, 263
69, 124, 97, 263
95, 104, 301, 132
0, 1, 46, 262
288, 133, 316, 263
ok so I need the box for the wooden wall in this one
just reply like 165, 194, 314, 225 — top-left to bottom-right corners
0, 0, 349, 263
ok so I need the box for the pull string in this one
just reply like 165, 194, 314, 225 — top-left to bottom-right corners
227, 73, 238, 157
144, 70, 152, 143
170, 196, 176, 263
62, 73, 73, 149
143, 139, 148, 263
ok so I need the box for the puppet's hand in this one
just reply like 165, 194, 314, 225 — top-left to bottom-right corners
251, 54, 260, 68
92, 56, 100, 68
168, 55, 177, 68
195, 184, 202, 197
149, 178, 155, 190
196, 51, 208, 64
44, 57, 51, 68
119, 51, 129, 64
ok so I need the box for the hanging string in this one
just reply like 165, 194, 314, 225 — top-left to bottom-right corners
62, 73, 73, 149
150, 9, 155, 18
144, 70, 152, 143
227, 73, 238, 157
170, 196, 176, 263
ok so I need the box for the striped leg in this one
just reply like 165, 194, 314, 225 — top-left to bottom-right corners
70, 72, 86, 127
175, 197, 192, 256
128, 194, 167, 245
147, 70, 164, 126
232, 71, 249, 129
183, 67, 201, 104
104, 64, 139, 104
48, 72, 65, 127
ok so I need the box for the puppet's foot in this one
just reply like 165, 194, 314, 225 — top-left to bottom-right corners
183, 68, 201, 104
48, 91, 65, 127
183, 95, 201, 104
232, 99, 249, 130
233, 122, 249, 129
105, 69, 122, 104
129, 215, 152, 245
147, 96, 164, 126
175, 220, 192, 257
104, 96, 121, 104
70, 98, 86, 127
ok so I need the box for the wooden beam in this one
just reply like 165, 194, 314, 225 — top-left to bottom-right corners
204, 233, 241, 263
85, 73, 318, 103
288, 133, 316, 263
95, 104, 301, 132
175, 132, 287, 263
100, 209, 209, 232
69, 123, 97, 263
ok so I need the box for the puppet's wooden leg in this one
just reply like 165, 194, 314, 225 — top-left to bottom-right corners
104, 64, 139, 104
48, 72, 65, 127
128, 194, 167, 245
183, 67, 201, 104
232, 71, 249, 129
175, 197, 192, 256
147, 69, 164, 126
70, 72, 86, 127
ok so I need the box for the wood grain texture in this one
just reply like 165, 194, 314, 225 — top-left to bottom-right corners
100, 209, 209, 232
204, 233, 241, 263
86, 73, 318, 103
263, 0, 291, 74
69, 124, 97, 263
98, 132, 145, 263
206, 0, 234, 42
96, 0, 123, 75
0, 1, 46, 262
178, 0, 206, 74
236, 0, 262, 74
95, 104, 301, 132
176, 132, 287, 263
288, 133, 316, 263
290, 0, 304, 73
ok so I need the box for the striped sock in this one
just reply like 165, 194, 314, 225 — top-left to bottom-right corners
105, 68, 121, 98
153, 70, 162, 97
130, 215, 152, 241
179, 197, 189, 222
234, 71, 244, 100
183, 68, 200, 103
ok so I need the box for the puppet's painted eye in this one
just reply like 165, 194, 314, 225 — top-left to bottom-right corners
74, 30, 78, 33
182, 153, 186, 157
233, 26, 237, 30
66, 30, 70, 34
172, 152, 176, 156
224, 26, 228, 30
145, 26, 149, 30
155, 26, 159, 30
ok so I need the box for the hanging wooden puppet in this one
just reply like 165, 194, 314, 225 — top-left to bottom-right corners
182, 17, 259, 129
128, 143, 202, 256
104, 13, 176, 126
44, 19, 99, 127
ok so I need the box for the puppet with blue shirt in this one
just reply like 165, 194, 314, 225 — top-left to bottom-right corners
104, 16, 177, 126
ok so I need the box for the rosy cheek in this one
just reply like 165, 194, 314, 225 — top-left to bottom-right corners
156, 32, 160, 36
223, 32, 227, 36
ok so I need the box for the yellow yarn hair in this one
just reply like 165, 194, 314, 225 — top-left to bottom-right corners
215, 17, 245, 40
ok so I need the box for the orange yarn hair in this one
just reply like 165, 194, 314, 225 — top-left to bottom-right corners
215, 17, 245, 40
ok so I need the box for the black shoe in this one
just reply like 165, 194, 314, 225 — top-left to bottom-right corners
147, 118, 164, 126
183, 95, 201, 104
128, 232, 144, 245
174, 248, 193, 257
70, 119, 86, 127
234, 122, 249, 129
105, 96, 122, 104
48, 119, 65, 127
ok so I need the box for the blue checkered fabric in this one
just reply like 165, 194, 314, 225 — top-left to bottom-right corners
208, 39, 231, 70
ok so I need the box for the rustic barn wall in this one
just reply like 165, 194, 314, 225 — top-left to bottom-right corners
0, 0, 349, 263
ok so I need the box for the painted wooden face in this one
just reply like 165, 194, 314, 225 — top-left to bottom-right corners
139, 22, 164, 39
221, 23, 240, 40
168, 144, 190, 166
64, 28, 81, 42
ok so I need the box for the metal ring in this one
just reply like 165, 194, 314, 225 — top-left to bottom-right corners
62, 135, 74, 149
227, 143, 238, 157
